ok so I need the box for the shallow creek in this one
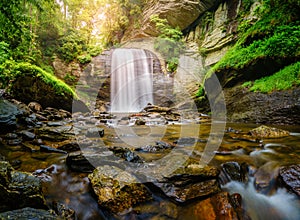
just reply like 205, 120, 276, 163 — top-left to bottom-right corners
1, 120, 300, 220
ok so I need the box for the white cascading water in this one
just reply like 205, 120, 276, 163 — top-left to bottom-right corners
223, 178, 300, 220
110, 48, 153, 112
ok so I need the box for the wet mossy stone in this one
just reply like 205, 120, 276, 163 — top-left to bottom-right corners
5, 62, 77, 111
88, 165, 152, 213
0, 161, 47, 212
249, 125, 290, 138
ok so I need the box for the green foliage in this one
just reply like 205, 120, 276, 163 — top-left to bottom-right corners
195, 86, 205, 98
242, 0, 255, 11
0, 61, 77, 98
57, 31, 85, 63
150, 14, 183, 72
208, 0, 300, 78
77, 54, 92, 64
0, 42, 10, 64
241, 81, 252, 88
247, 62, 300, 93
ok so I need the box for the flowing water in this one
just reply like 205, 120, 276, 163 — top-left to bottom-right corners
110, 48, 154, 112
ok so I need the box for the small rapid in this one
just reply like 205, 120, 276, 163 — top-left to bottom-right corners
223, 178, 300, 220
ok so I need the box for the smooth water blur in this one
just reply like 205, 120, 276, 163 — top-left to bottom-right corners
223, 178, 300, 220
110, 49, 154, 112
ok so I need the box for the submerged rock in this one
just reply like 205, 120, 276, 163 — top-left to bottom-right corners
0, 161, 46, 212
109, 146, 143, 163
279, 164, 300, 196
66, 151, 95, 173
0, 207, 57, 220
249, 125, 290, 138
88, 165, 152, 213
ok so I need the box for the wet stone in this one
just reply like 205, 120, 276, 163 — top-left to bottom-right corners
40, 145, 67, 154
57, 141, 80, 152
28, 102, 43, 112
0, 207, 58, 220
0, 100, 22, 133
19, 130, 36, 140
279, 164, 300, 196
66, 151, 95, 173
219, 162, 249, 185
51, 202, 76, 220
0, 161, 47, 212
86, 127, 104, 138
88, 165, 152, 213
22, 142, 40, 152
183, 192, 239, 220
7, 138, 22, 146
153, 164, 220, 203
109, 146, 143, 163
136, 141, 175, 152
135, 118, 146, 125
47, 121, 65, 127
4, 133, 18, 139
249, 125, 290, 138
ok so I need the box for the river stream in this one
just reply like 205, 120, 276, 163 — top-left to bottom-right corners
1, 119, 300, 220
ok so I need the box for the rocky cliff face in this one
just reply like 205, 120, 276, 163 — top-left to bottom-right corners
123, 0, 221, 40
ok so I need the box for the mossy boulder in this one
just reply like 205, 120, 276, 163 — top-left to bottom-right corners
1, 62, 77, 111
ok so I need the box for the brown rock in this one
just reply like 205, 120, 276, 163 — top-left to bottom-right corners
185, 192, 238, 220
279, 164, 300, 196
88, 165, 152, 213
249, 125, 290, 138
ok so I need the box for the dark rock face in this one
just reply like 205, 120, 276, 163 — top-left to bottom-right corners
88, 165, 152, 213
153, 164, 220, 203
224, 87, 300, 124
0, 207, 58, 220
0, 100, 23, 133
0, 161, 47, 212
279, 164, 300, 196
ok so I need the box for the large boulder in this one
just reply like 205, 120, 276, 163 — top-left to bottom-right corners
88, 165, 152, 213
0, 161, 47, 212
10, 73, 74, 112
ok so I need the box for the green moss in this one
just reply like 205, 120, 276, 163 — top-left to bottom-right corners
206, 0, 300, 79
248, 62, 300, 93
0, 61, 77, 98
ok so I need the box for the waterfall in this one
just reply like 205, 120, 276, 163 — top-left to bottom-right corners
110, 48, 154, 112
